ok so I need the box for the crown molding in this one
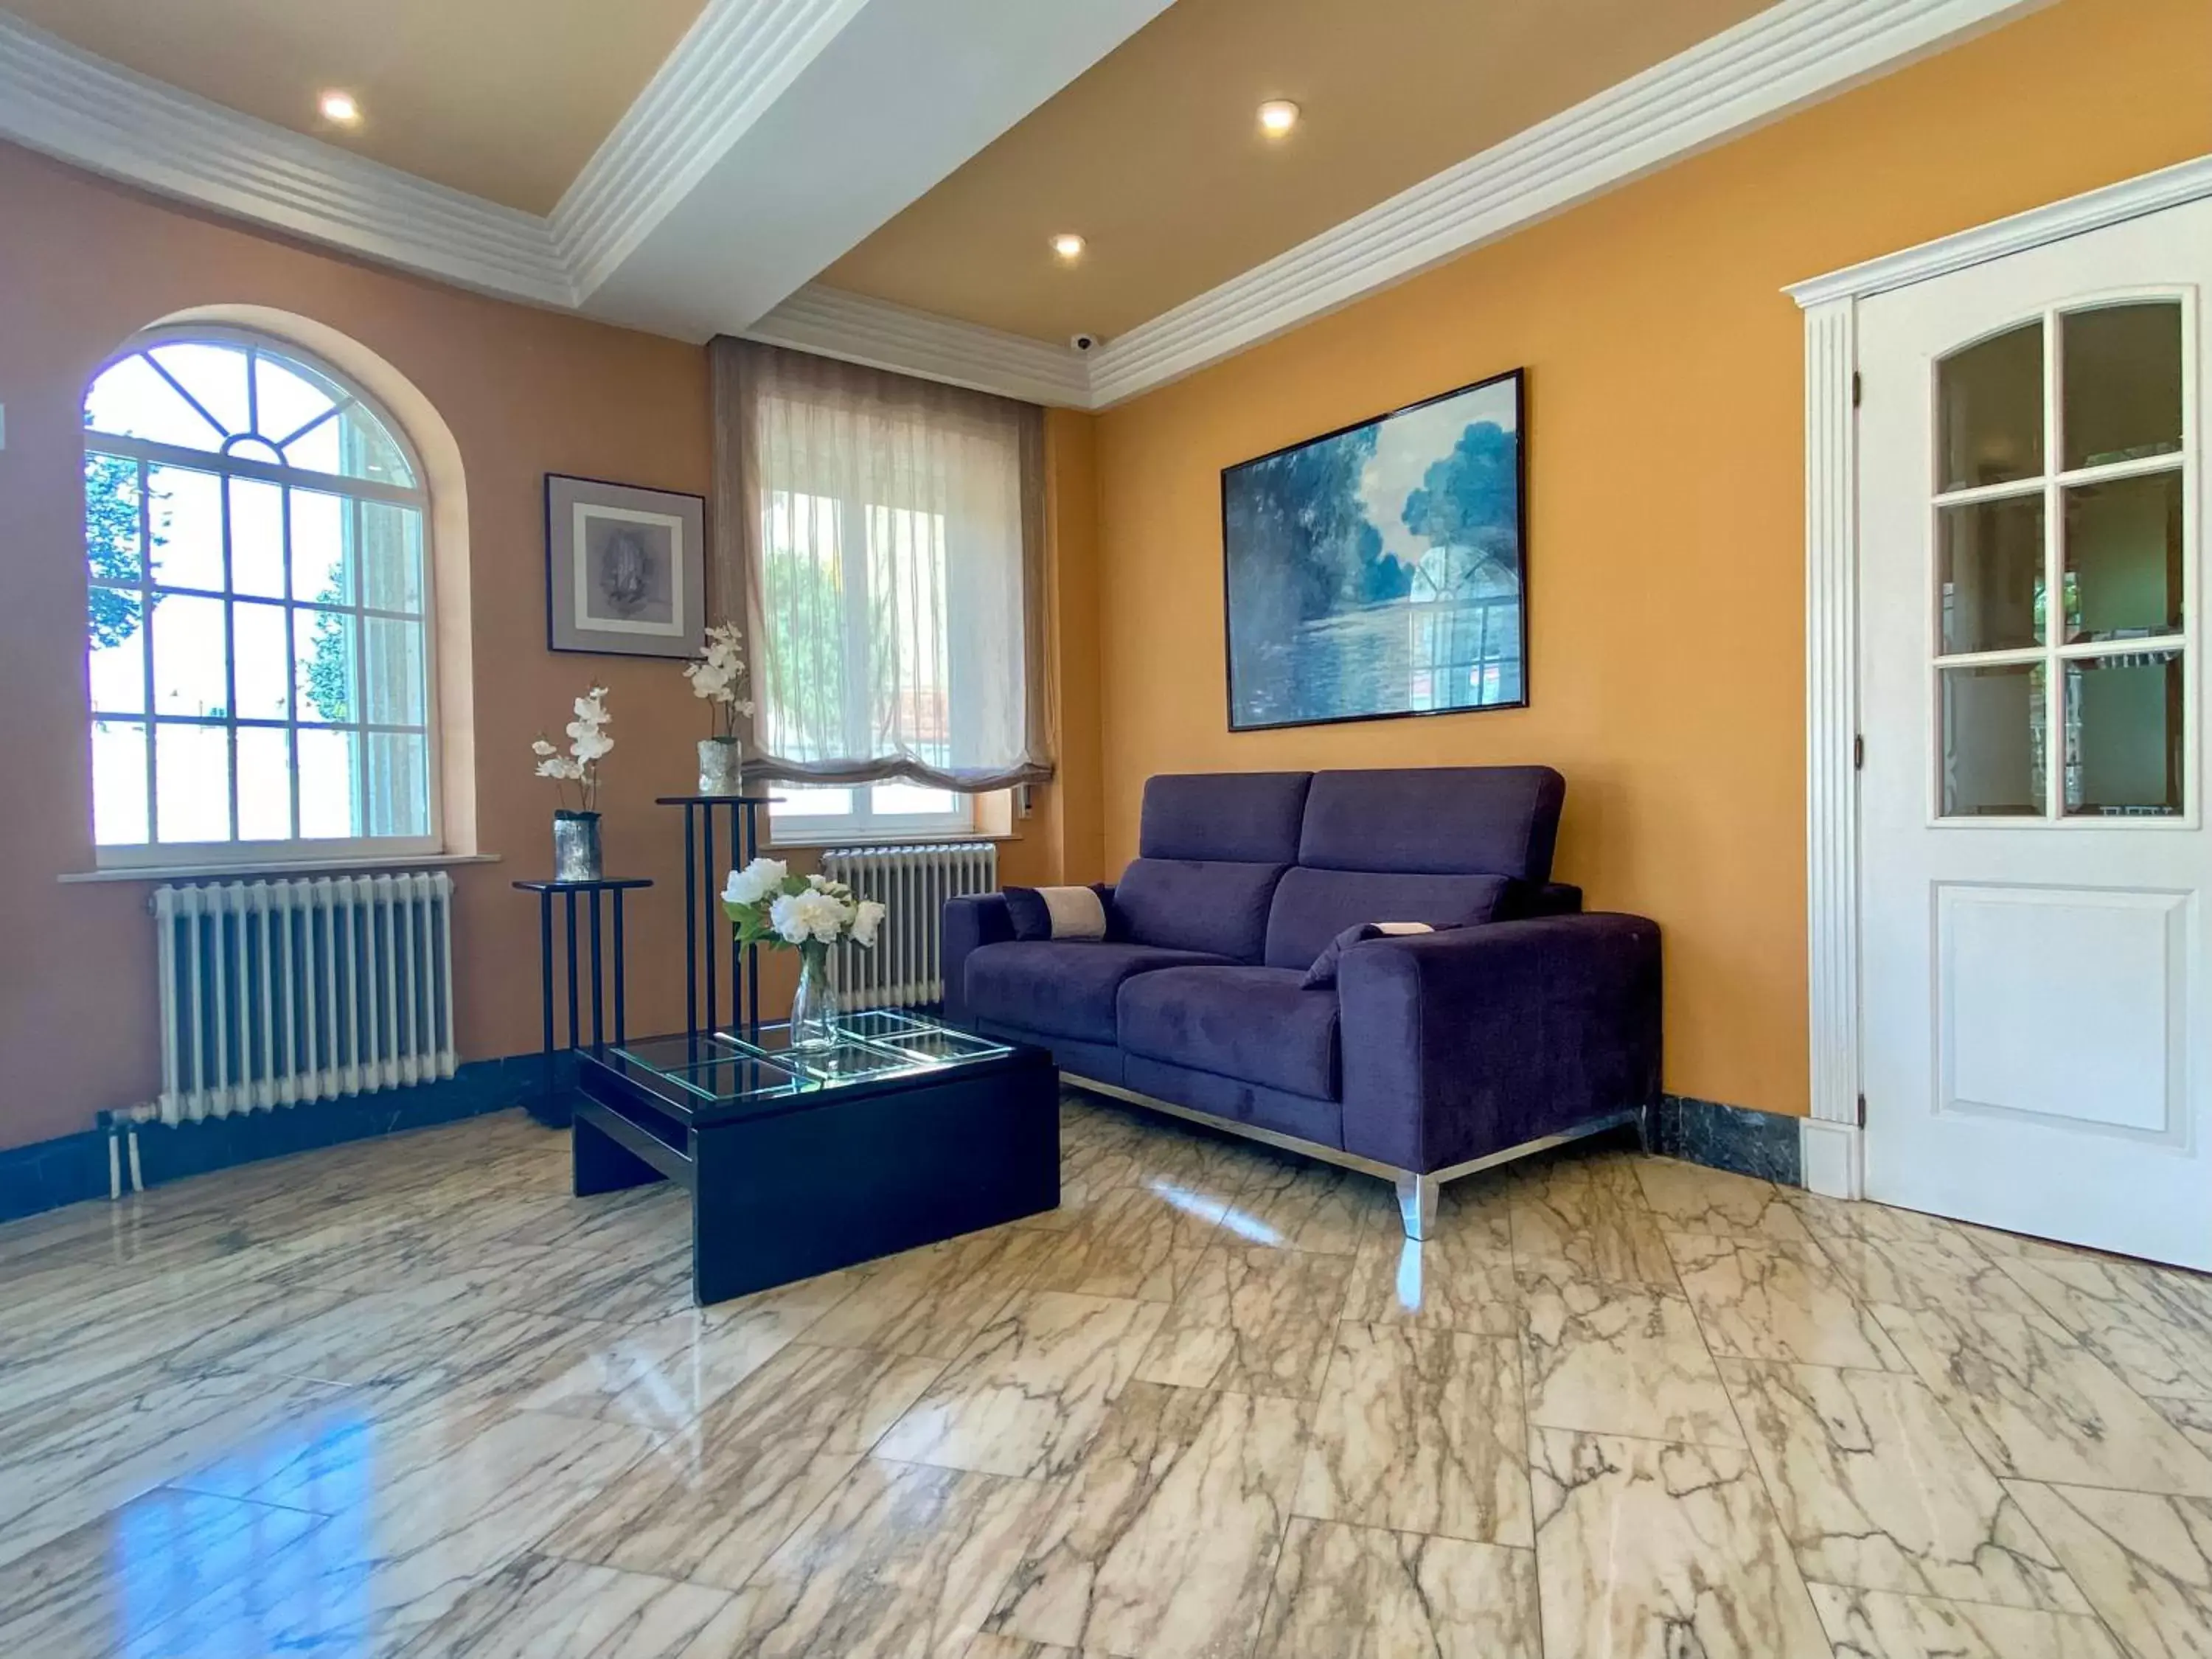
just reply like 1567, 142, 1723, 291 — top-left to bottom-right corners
1788, 150, 2212, 308
0, 0, 2070, 413
552, 0, 869, 299
0, 13, 573, 307
744, 286, 1093, 407
1085, 0, 2051, 407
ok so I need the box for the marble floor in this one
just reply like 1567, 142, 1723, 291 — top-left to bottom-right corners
6, 1102, 2212, 1658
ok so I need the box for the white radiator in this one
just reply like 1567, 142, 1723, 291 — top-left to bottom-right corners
821, 844, 998, 1009
150, 873, 459, 1124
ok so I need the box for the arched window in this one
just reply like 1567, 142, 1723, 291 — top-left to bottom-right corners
84, 330, 439, 866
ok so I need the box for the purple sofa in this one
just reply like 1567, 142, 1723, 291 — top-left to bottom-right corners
942, 767, 1662, 1237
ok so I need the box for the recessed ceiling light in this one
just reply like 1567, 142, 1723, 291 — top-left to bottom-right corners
1051, 233, 1086, 262
1257, 99, 1301, 137
318, 90, 362, 125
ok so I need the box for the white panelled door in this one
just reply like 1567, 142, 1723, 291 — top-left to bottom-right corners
1859, 198, 2211, 1267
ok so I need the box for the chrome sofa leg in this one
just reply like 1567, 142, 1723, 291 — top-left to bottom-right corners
1394, 1172, 1438, 1240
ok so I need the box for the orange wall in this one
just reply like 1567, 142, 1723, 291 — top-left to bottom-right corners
1092, 0, 2212, 1117
0, 145, 720, 1150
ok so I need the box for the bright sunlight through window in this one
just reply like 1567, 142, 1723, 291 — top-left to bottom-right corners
83, 331, 437, 867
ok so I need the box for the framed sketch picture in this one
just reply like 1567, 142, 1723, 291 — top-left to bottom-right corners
545, 473, 707, 658
1221, 367, 1527, 731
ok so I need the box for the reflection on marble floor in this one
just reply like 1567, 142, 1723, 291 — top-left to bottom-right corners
7, 1104, 2212, 1656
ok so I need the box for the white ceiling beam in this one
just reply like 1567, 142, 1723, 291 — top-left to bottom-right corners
568, 0, 1175, 340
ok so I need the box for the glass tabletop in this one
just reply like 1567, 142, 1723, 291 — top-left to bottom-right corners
598, 1010, 1016, 1118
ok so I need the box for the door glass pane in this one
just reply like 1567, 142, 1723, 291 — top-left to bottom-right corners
2064, 650, 2184, 817
1940, 661, 2046, 817
92, 718, 150, 845
155, 722, 232, 842
296, 609, 355, 723
237, 726, 293, 841
147, 466, 225, 592
2064, 470, 2183, 644
2063, 302, 2183, 470
1938, 321, 2044, 493
1938, 494, 2045, 653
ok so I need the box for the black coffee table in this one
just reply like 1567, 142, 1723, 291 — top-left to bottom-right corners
571, 1010, 1059, 1304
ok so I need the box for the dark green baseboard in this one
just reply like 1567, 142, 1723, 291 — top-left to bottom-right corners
1646, 1094, 1802, 1186
0, 1052, 574, 1225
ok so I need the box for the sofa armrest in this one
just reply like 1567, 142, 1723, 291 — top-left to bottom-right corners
1336, 913, 1661, 1172
942, 893, 1016, 1025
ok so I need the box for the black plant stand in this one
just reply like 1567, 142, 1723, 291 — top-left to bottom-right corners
656, 796, 775, 1037
512, 877, 654, 1127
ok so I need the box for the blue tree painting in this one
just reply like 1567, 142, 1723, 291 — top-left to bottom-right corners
1222, 371, 1525, 728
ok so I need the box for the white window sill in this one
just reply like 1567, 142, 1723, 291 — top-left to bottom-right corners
768, 830, 1010, 850
60, 852, 502, 884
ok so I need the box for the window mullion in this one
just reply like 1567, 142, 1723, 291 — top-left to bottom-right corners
221, 474, 240, 844
140, 456, 159, 845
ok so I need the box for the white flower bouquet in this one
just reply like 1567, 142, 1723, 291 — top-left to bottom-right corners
532, 686, 613, 814
683, 622, 754, 741
721, 857, 887, 953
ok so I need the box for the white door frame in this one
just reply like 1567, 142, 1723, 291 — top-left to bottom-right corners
1791, 152, 2212, 1199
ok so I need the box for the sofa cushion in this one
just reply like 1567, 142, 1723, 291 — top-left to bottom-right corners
1300, 766, 1565, 881
1139, 771, 1312, 862
1004, 883, 1113, 942
1115, 858, 1287, 961
1118, 965, 1340, 1100
1265, 867, 1516, 970
964, 941, 1233, 1044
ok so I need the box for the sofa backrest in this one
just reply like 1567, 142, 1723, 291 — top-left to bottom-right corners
1262, 765, 1568, 970
1115, 772, 1311, 960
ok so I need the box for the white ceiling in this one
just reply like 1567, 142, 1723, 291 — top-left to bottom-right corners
0, 0, 2051, 408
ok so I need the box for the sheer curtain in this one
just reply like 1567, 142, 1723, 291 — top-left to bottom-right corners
709, 339, 1053, 790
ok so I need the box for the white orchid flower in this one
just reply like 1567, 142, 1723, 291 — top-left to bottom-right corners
531, 737, 557, 757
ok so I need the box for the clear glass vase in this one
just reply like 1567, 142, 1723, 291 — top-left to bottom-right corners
789, 943, 841, 1049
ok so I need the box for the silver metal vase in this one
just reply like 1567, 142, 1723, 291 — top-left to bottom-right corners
552, 810, 603, 883
697, 736, 744, 796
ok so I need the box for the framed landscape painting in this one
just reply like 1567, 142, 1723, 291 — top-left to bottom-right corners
545, 473, 707, 658
1221, 368, 1526, 731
